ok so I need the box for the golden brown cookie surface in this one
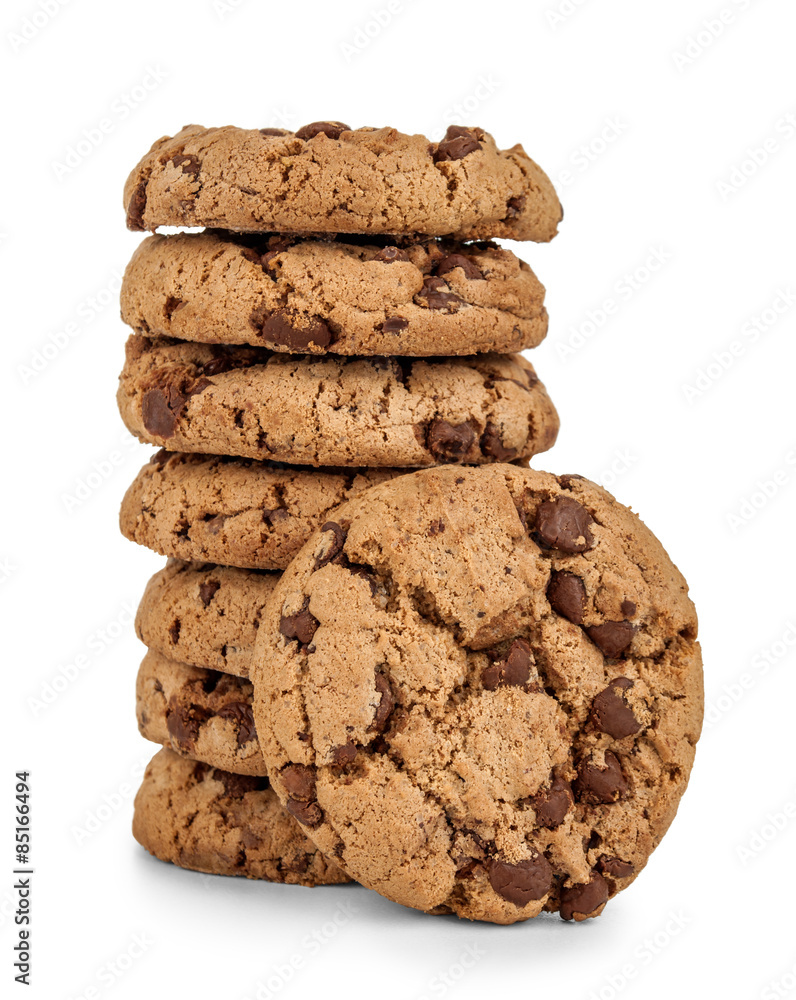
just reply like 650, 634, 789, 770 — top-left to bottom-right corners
133, 748, 349, 885
117, 335, 559, 468
251, 466, 703, 924
121, 231, 548, 356
136, 650, 266, 776
135, 560, 279, 677
124, 123, 562, 241
121, 452, 406, 571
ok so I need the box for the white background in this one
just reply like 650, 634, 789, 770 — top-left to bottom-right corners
2, 0, 795, 997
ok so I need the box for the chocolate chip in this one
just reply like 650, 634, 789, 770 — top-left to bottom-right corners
166, 701, 210, 752
433, 126, 483, 163
141, 388, 179, 438
575, 751, 629, 805
285, 798, 323, 827
169, 153, 201, 176
590, 678, 641, 739
315, 521, 347, 570
416, 275, 463, 311
427, 419, 475, 462
488, 855, 553, 906
141, 376, 213, 439
534, 497, 595, 553
205, 514, 227, 535
279, 597, 319, 645
598, 856, 635, 878
259, 309, 333, 350
482, 638, 532, 691
435, 254, 484, 280
369, 673, 395, 732
531, 776, 573, 829
559, 872, 610, 921
621, 599, 637, 618
259, 127, 288, 136
586, 621, 635, 658
168, 619, 180, 644
151, 449, 170, 465
217, 701, 256, 747
198, 580, 220, 607
295, 121, 351, 140
280, 764, 316, 801
558, 473, 585, 488
216, 770, 268, 798
427, 519, 445, 536
281, 766, 320, 826
126, 179, 148, 231
381, 316, 409, 334
332, 741, 358, 765
504, 195, 526, 219
374, 246, 409, 263
480, 422, 518, 462
547, 571, 587, 624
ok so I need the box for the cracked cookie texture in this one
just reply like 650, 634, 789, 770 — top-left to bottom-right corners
133, 748, 349, 885
120, 231, 548, 356
123, 123, 562, 241
117, 335, 559, 467
121, 451, 406, 570
250, 465, 703, 924
135, 560, 278, 678
136, 650, 266, 776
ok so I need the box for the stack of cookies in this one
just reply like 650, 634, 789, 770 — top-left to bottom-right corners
118, 123, 703, 922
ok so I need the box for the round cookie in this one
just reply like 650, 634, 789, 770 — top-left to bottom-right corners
133, 748, 349, 885
117, 335, 559, 468
137, 650, 266, 776
124, 123, 562, 242
120, 231, 548, 357
250, 466, 703, 924
136, 560, 277, 678
120, 451, 406, 571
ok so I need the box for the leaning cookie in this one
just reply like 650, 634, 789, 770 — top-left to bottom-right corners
133, 748, 349, 885
137, 650, 266, 776
124, 123, 562, 242
135, 560, 277, 677
120, 452, 406, 571
120, 232, 548, 356
117, 335, 559, 467
251, 466, 703, 924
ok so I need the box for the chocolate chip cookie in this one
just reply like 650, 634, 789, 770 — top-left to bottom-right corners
124, 123, 562, 242
137, 650, 266, 775
120, 451, 406, 571
121, 231, 548, 357
117, 335, 559, 467
133, 748, 349, 885
250, 466, 703, 924
136, 560, 278, 677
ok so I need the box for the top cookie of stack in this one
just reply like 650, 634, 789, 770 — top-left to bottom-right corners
124, 122, 561, 241
117, 121, 561, 468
